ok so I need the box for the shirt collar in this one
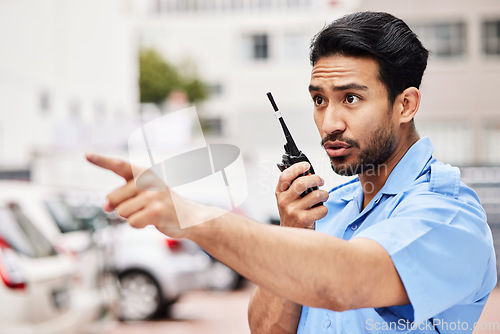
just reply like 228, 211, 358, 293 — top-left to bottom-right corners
379, 136, 434, 195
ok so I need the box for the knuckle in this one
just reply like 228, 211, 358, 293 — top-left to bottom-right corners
116, 205, 127, 218
283, 205, 294, 218
295, 213, 304, 225
277, 174, 291, 191
312, 190, 322, 202
278, 171, 290, 184
275, 193, 284, 206
313, 190, 325, 201
318, 205, 328, 219
293, 176, 304, 189
296, 212, 309, 226
321, 190, 330, 201
300, 175, 313, 189
128, 217, 143, 229
116, 160, 127, 171
278, 171, 287, 183
106, 193, 117, 207
143, 191, 155, 201
281, 166, 295, 179
126, 178, 137, 188
316, 190, 327, 202
294, 182, 306, 196
148, 201, 164, 218
278, 181, 291, 193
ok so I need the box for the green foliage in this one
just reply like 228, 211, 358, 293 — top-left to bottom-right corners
183, 78, 208, 103
139, 48, 208, 105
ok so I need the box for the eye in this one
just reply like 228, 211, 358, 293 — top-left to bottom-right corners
344, 94, 360, 104
313, 96, 325, 106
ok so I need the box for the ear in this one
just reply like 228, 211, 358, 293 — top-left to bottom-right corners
395, 87, 421, 125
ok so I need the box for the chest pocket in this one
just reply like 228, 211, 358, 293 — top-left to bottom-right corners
429, 163, 460, 199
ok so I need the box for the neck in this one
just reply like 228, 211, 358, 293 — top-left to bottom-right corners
358, 132, 419, 211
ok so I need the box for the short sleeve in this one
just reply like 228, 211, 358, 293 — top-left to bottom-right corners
354, 191, 494, 325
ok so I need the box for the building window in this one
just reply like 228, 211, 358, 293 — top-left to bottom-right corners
286, 0, 301, 8
484, 121, 500, 164
208, 83, 223, 97
39, 90, 51, 115
483, 20, 500, 55
231, 0, 244, 10
153, 0, 314, 14
257, 0, 272, 9
176, 0, 189, 12
252, 34, 269, 59
93, 100, 106, 119
412, 22, 467, 58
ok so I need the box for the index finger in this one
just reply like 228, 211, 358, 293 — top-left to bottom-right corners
86, 153, 134, 181
277, 161, 311, 192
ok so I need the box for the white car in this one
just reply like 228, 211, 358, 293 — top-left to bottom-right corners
0, 202, 79, 334
111, 222, 212, 321
0, 181, 118, 333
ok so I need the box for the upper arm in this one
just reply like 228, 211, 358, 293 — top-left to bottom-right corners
346, 237, 410, 310
350, 192, 496, 324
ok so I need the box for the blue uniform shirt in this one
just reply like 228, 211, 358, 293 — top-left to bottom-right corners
297, 137, 497, 334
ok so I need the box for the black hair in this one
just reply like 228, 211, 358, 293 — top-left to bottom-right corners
310, 11, 429, 103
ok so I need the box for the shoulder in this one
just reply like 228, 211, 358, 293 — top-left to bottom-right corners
405, 161, 484, 216
428, 162, 460, 197
389, 162, 488, 242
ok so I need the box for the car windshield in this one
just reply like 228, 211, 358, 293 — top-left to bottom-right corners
0, 204, 57, 258
45, 198, 88, 233
45, 197, 108, 232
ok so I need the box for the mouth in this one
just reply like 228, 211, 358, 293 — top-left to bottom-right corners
324, 141, 353, 158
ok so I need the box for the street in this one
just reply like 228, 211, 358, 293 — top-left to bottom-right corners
106, 281, 255, 334
106, 284, 500, 334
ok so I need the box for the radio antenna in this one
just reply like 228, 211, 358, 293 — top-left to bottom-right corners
266, 92, 300, 156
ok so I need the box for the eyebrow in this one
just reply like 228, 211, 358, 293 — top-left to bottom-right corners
308, 83, 369, 93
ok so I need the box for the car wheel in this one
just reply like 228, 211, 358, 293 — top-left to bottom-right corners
206, 261, 241, 291
117, 271, 164, 321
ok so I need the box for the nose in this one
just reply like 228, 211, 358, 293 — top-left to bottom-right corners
321, 105, 346, 136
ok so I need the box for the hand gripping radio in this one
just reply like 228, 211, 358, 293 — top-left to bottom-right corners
266, 92, 323, 208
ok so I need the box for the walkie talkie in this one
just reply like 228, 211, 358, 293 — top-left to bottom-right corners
267, 92, 322, 207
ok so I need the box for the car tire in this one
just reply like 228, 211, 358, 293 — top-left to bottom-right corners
117, 270, 164, 321
206, 261, 242, 291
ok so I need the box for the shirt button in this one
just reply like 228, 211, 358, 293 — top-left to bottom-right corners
350, 224, 358, 231
325, 319, 331, 328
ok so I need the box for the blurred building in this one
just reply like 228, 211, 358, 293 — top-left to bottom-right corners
0, 0, 137, 182
361, 0, 500, 167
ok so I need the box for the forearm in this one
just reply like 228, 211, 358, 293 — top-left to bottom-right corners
183, 210, 354, 311
248, 286, 301, 334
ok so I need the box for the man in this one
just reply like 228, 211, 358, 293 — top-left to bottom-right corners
87, 11, 497, 333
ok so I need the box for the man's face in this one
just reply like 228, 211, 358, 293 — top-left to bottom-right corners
309, 55, 398, 176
